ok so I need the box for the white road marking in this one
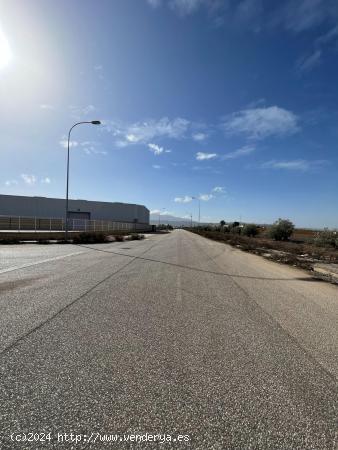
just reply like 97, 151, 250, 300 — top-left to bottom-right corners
0, 251, 86, 275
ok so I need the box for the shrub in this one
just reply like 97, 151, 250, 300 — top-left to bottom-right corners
231, 221, 240, 228
128, 234, 145, 240
230, 226, 241, 235
313, 229, 338, 248
114, 235, 124, 242
157, 224, 174, 231
72, 232, 107, 244
0, 237, 21, 245
37, 239, 51, 245
242, 224, 259, 237
269, 219, 295, 241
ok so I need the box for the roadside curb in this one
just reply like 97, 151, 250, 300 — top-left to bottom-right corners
313, 264, 338, 284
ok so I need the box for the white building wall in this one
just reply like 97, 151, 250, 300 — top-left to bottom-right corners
0, 195, 150, 224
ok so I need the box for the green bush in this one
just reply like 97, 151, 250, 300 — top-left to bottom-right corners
37, 239, 51, 245
313, 229, 338, 248
242, 224, 259, 237
72, 232, 107, 244
0, 237, 21, 245
157, 224, 173, 230
202, 226, 213, 231
128, 234, 145, 240
114, 235, 124, 242
230, 226, 241, 235
268, 219, 295, 241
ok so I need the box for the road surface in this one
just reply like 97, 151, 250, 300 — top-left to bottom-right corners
0, 230, 337, 449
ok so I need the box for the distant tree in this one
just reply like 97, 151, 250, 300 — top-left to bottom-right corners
230, 226, 241, 235
269, 219, 295, 241
220, 220, 226, 228
231, 221, 240, 228
242, 223, 259, 237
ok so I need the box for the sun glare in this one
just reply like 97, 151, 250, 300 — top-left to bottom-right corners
0, 28, 12, 69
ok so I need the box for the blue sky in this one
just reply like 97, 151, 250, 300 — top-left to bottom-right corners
0, 0, 337, 227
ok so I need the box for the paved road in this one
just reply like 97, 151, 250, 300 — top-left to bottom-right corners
0, 230, 337, 449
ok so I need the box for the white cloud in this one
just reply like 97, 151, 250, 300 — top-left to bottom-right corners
192, 132, 208, 142
317, 24, 338, 45
126, 134, 139, 143
260, 159, 327, 172
168, 0, 223, 17
169, 0, 204, 16
21, 174, 36, 185
175, 189, 219, 204
212, 186, 226, 194
94, 65, 103, 71
146, 0, 338, 34
199, 193, 213, 201
78, 141, 107, 155
150, 209, 173, 215
4, 179, 18, 186
41, 177, 51, 184
59, 140, 78, 149
69, 104, 97, 119
296, 25, 338, 73
146, 0, 223, 19
148, 143, 171, 155
296, 49, 322, 72
40, 104, 55, 110
86, 148, 107, 155
274, 0, 337, 33
152, 164, 162, 169
223, 106, 299, 140
222, 145, 255, 160
196, 152, 217, 161
147, 0, 162, 6
82, 104, 96, 115
174, 196, 193, 203
110, 117, 190, 147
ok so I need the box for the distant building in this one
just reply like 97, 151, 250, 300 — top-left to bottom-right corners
0, 195, 149, 225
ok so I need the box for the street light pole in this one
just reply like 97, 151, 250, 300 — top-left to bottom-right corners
158, 208, 165, 227
65, 120, 101, 241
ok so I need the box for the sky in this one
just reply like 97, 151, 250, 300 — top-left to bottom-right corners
0, 0, 337, 228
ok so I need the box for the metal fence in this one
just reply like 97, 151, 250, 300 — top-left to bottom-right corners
0, 215, 152, 233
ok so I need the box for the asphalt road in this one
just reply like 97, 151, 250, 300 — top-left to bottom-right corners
0, 230, 337, 449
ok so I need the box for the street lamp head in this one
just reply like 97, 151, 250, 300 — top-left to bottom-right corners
91, 120, 101, 125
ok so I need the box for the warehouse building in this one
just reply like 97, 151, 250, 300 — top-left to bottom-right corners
0, 194, 150, 225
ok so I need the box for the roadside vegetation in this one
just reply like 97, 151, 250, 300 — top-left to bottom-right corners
157, 224, 174, 231
186, 219, 338, 270
0, 231, 145, 245
72, 232, 145, 244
